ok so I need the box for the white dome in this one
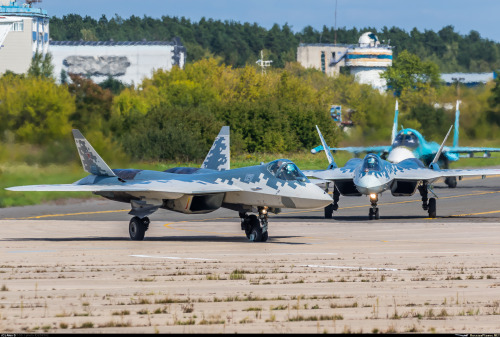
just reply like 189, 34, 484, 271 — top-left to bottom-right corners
358, 32, 379, 47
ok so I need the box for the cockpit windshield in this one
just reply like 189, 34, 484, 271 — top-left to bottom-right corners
362, 155, 381, 172
267, 160, 307, 182
392, 131, 419, 149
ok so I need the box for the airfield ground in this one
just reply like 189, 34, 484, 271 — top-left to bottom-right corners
1, 176, 500, 333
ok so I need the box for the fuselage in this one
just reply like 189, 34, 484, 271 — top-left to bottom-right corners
76, 159, 332, 213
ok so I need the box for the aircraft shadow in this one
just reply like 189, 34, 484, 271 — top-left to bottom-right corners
1, 235, 307, 244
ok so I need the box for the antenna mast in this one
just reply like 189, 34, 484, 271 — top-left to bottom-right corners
334, 0, 338, 44
256, 50, 272, 75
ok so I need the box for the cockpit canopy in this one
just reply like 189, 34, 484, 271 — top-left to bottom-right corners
362, 155, 382, 172
392, 131, 419, 149
267, 159, 308, 182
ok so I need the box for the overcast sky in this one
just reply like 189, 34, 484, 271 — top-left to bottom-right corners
36, 0, 500, 42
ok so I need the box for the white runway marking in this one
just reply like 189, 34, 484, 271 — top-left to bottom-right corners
302, 264, 398, 271
130, 254, 217, 261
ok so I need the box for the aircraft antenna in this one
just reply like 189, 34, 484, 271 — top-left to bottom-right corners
256, 50, 272, 75
25, 0, 42, 7
431, 124, 453, 167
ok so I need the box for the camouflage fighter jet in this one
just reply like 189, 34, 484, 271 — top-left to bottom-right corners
304, 125, 500, 220
6, 127, 332, 241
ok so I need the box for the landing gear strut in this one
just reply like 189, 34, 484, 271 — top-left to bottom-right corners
418, 183, 437, 218
240, 208, 269, 242
324, 184, 340, 219
368, 194, 380, 220
129, 216, 150, 241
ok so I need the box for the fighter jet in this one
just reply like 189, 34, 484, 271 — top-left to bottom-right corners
311, 101, 500, 188
6, 127, 332, 241
304, 125, 500, 220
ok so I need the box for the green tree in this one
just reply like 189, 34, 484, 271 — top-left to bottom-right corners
27, 52, 55, 80
381, 50, 441, 97
0, 73, 75, 144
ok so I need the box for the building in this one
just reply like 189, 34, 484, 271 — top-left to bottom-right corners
49, 38, 186, 86
441, 72, 497, 87
297, 32, 393, 91
0, 0, 49, 74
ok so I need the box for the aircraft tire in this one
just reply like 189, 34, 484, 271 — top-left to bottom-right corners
428, 198, 437, 218
129, 216, 146, 241
244, 215, 258, 239
374, 208, 380, 220
445, 177, 457, 188
249, 226, 263, 242
324, 204, 334, 219
261, 231, 269, 242
369, 208, 374, 220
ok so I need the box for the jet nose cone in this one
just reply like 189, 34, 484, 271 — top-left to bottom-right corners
387, 147, 415, 163
354, 174, 386, 195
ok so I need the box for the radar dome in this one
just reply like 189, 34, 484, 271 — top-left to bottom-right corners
358, 32, 379, 47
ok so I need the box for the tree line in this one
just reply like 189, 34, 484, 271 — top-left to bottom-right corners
49, 14, 500, 72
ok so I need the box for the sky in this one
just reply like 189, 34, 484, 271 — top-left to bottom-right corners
31, 0, 500, 42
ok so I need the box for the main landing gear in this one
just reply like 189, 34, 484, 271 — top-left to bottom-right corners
368, 194, 380, 220
129, 216, 150, 241
239, 207, 269, 242
418, 183, 437, 218
324, 183, 340, 219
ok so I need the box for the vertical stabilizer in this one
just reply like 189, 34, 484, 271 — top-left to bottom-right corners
391, 100, 399, 143
72, 130, 116, 177
453, 100, 460, 148
315, 125, 337, 169
201, 126, 230, 171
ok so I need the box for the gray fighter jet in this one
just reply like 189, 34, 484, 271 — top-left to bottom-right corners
304, 125, 500, 220
6, 127, 332, 241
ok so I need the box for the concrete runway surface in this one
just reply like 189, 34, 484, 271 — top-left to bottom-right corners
1, 176, 500, 333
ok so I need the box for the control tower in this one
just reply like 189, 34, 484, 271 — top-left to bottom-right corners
345, 32, 392, 90
0, 0, 49, 74
297, 32, 393, 91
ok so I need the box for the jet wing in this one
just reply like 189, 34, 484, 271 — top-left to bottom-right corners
6, 180, 243, 198
311, 145, 391, 155
302, 168, 356, 181
390, 167, 500, 182
445, 146, 500, 157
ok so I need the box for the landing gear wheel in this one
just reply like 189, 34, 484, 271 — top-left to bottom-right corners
129, 216, 147, 241
244, 214, 258, 239
324, 204, 334, 219
369, 208, 379, 220
428, 198, 437, 218
249, 226, 263, 242
445, 177, 457, 188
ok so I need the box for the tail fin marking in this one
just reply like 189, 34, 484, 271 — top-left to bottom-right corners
201, 126, 230, 171
72, 129, 116, 177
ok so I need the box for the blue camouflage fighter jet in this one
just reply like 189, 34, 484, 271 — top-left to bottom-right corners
304, 125, 500, 220
311, 101, 500, 188
6, 127, 332, 241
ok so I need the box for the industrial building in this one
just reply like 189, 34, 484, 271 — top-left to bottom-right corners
1, 1, 186, 85
297, 32, 393, 91
0, 0, 49, 74
49, 38, 186, 85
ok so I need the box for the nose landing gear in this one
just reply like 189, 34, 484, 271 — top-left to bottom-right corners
368, 194, 379, 220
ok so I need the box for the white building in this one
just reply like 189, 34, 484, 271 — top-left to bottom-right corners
0, 0, 49, 74
297, 32, 393, 91
49, 38, 186, 85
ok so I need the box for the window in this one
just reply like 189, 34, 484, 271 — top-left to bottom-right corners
11, 21, 24, 32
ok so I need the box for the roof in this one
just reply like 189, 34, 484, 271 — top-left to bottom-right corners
50, 39, 184, 47
441, 72, 495, 84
